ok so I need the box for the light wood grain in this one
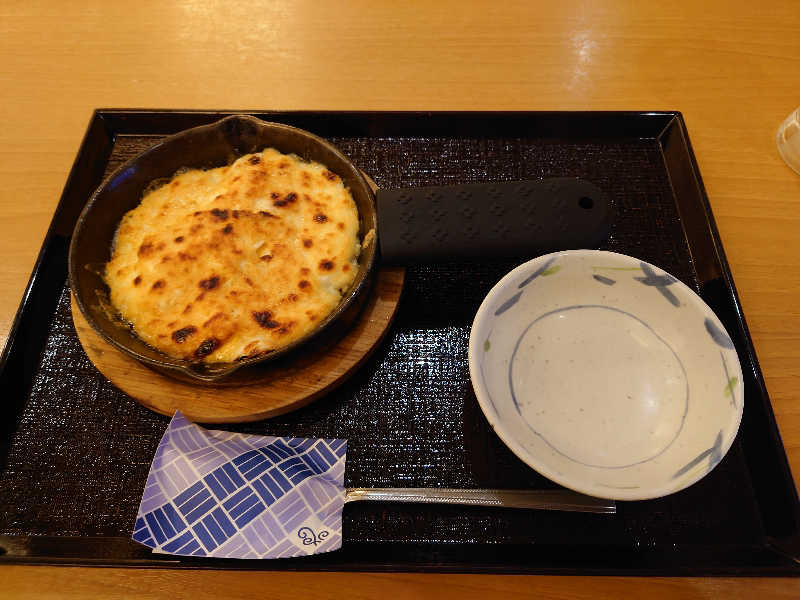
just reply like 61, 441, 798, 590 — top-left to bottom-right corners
70, 268, 403, 422
1, 0, 799, 597
4, 568, 800, 600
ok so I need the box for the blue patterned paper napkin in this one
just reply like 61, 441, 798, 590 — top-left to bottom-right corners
133, 411, 347, 558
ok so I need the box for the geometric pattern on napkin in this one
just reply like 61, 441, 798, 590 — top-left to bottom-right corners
133, 411, 347, 558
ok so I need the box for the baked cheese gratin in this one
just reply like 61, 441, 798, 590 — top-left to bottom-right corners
104, 148, 361, 363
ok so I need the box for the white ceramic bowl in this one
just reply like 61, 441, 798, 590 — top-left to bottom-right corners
468, 250, 744, 500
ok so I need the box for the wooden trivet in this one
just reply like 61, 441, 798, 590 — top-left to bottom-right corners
71, 267, 404, 423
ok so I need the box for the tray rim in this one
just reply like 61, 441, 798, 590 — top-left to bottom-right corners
0, 109, 797, 575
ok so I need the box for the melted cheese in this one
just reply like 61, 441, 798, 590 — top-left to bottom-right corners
105, 149, 361, 362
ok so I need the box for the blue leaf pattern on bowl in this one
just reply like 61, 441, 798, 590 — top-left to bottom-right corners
672, 430, 723, 479
592, 274, 616, 286
494, 291, 523, 316
705, 317, 735, 349
719, 351, 738, 407
517, 256, 558, 288
635, 262, 680, 307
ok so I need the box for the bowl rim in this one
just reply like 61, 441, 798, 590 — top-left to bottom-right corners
68, 114, 378, 382
467, 249, 744, 501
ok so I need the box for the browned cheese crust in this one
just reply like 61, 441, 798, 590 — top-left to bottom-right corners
104, 148, 361, 362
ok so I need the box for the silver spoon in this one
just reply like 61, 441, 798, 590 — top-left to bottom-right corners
344, 487, 616, 513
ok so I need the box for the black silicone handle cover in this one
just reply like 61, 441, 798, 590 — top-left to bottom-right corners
376, 177, 613, 265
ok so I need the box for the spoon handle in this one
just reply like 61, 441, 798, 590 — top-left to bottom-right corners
344, 487, 616, 514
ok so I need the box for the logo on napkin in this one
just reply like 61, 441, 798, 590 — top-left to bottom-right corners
133, 411, 347, 558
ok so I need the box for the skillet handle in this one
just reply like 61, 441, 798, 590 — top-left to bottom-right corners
375, 178, 612, 265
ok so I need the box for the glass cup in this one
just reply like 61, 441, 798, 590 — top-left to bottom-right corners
776, 107, 800, 175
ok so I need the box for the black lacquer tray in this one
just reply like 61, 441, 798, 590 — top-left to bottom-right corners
0, 111, 798, 575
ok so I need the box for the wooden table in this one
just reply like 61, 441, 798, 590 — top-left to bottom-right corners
2, 1, 798, 597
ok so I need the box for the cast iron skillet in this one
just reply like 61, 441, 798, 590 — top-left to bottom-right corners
69, 115, 612, 383
70, 115, 377, 382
